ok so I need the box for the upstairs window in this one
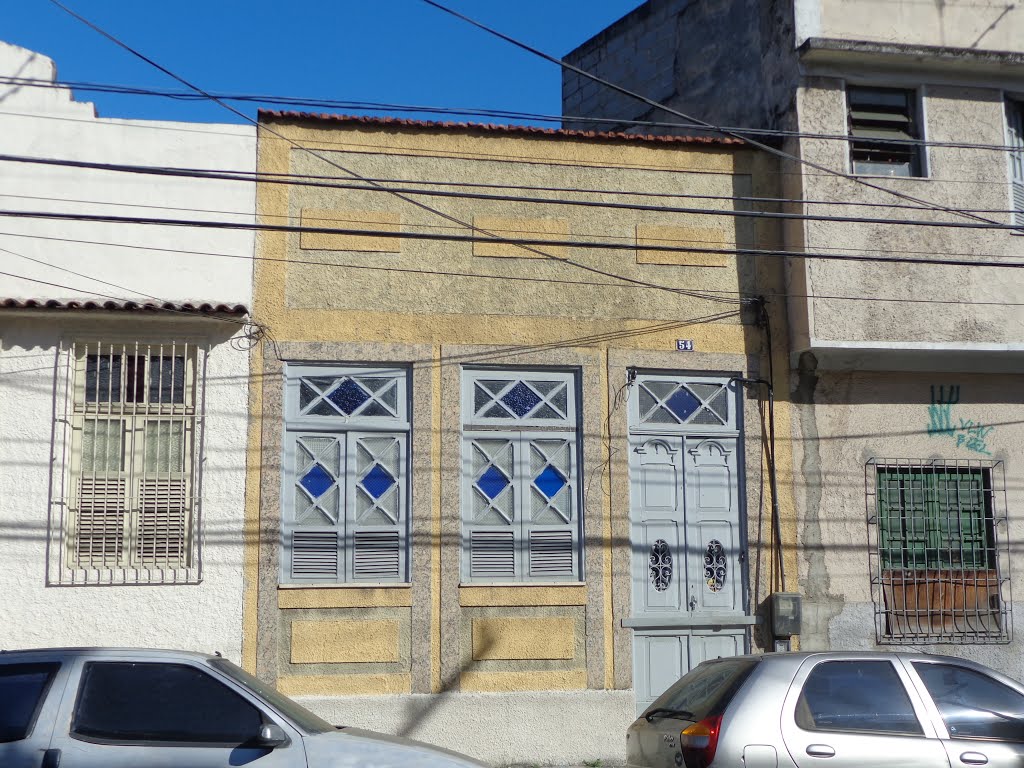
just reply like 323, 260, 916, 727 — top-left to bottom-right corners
847, 86, 923, 177
866, 459, 1010, 644
1008, 99, 1024, 229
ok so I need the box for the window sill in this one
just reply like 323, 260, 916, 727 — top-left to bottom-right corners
848, 172, 929, 181
278, 583, 411, 589
458, 582, 585, 587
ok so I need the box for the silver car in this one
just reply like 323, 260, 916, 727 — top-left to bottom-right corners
626, 651, 1024, 768
0, 647, 488, 768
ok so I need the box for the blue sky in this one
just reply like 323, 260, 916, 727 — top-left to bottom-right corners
4, 1, 643, 125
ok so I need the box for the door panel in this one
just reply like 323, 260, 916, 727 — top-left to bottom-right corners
0, 661, 70, 768
631, 437, 685, 615
781, 657, 948, 768
49, 659, 301, 768
685, 438, 741, 614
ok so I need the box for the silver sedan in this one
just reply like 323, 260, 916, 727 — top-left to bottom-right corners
626, 651, 1024, 768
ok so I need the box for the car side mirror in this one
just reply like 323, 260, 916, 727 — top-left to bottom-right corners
257, 723, 288, 748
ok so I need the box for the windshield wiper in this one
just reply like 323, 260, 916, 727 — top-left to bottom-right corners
644, 707, 695, 722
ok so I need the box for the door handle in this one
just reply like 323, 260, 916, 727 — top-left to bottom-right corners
959, 752, 989, 766
688, 595, 698, 611
41, 748, 61, 768
805, 744, 835, 758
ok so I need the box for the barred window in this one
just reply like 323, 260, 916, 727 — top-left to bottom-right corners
281, 365, 409, 584
461, 369, 582, 582
61, 341, 202, 584
867, 459, 1011, 644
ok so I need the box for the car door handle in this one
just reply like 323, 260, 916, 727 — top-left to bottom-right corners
41, 748, 61, 768
806, 744, 836, 758
959, 752, 988, 766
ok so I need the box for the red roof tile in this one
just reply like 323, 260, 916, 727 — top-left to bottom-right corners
0, 298, 249, 316
257, 110, 743, 146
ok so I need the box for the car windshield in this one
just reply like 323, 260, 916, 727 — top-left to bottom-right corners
646, 658, 758, 722
209, 658, 336, 734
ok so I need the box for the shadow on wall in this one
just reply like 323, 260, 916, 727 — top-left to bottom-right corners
0, 50, 39, 105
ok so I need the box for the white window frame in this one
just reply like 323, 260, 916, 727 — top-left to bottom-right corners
281, 364, 410, 584
460, 368, 583, 583
58, 339, 204, 585
1006, 98, 1024, 231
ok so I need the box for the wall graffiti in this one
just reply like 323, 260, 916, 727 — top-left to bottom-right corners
927, 385, 993, 456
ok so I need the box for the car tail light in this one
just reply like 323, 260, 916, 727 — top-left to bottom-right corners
679, 714, 723, 767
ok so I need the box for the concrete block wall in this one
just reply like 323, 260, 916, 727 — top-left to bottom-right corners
562, 0, 799, 135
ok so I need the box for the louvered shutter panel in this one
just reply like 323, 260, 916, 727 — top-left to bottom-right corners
528, 529, 574, 577
1009, 102, 1024, 228
137, 478, 188, 567
75, 477, 128, 567
290, 530, 340, 580
470, 530, 515, 578
353, 531, 400, 580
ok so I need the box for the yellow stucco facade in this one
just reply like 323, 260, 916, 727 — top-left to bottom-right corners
242, 114, 797, 716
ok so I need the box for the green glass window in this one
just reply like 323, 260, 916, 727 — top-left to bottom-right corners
877, 467, 993, 570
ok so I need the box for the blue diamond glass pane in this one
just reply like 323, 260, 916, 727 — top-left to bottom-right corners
666, 387, 701, 421
361, 463, 396, 500
477, 465, 510, 500
501, 382, 541, 418
534, 465, 567, 499
328, 379, 370, 415
299, 464, 334, 499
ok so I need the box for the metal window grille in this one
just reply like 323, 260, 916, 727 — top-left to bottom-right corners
866, 458, 1011, 644
55, 341, 204, 585
848, 86, 923, 177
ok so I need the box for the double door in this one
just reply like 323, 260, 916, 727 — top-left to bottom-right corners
628, 378, 748, 712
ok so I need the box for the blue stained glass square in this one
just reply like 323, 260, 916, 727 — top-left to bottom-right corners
328, 379, 371, 414
300, 464, 334, 499
362, 463, 396, 500
666, 387, 701, 421
534, 465, 567, 499
501, 382, 541, 418
477, 465, 511, 500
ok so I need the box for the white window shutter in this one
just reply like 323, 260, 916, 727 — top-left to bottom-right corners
136, 478, 188, 566
1009, 101, 1024, 227
75, 477, 128, 567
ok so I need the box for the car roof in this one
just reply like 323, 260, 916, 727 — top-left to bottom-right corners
0, 647, 220, 662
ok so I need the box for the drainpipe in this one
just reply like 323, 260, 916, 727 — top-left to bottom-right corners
729, 375, 785, 593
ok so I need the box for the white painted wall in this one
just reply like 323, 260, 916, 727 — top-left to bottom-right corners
0, 41, 255, 662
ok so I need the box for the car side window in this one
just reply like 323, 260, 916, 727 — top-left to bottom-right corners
914, 663, 1024, 742
795, 660, 923, 735
0, 663, 60, 743
72, 662, 264, 745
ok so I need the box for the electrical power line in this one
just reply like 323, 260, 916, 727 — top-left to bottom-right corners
45, 0, 746, 308
419, 0, 1013, 231
1, 73, 1020, 153
2, 152, 1022, 230
6, 228, 1024, 309
6, 207, 1024, 271
3, 105, 1021, 188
